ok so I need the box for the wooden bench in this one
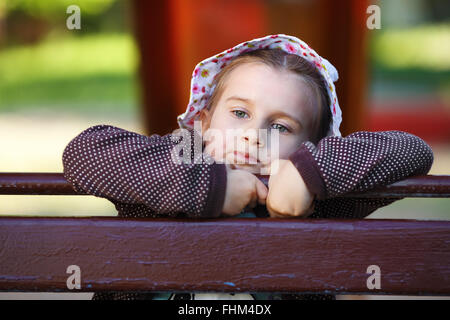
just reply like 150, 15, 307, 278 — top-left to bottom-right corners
0, 173, 449, 296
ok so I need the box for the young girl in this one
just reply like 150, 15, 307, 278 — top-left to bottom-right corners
62, 34, 434, 300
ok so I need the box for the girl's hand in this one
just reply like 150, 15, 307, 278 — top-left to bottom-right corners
222, 165, 268, 216
266, 159, 315, 218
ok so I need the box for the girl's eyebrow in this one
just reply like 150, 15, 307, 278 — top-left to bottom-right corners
226, 96, 253, 104
226, 95, 303, 129
270, 111, 303, 129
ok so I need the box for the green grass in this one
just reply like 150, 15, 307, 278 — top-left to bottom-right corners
0, 33, 139, 114
0, 73, 138, 114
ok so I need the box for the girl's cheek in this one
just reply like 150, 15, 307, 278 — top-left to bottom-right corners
218, 112, 241, 130
264, 136, 294, 162
204, 134, 228, 163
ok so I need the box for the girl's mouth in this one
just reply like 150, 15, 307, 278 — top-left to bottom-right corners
233, 151, 259, 164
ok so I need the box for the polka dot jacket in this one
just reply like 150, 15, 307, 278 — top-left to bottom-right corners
63, 125, 227, 219
289, 130, 434, 219
62, 125, 434, 300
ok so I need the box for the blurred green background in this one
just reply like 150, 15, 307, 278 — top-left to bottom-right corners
0, 0, 138, 116
0, 0, 448, 219
0, 0, 448, 301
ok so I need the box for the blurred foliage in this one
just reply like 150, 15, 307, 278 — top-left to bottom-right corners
371, 23, 450, 71
0, 33, 136, 82
4, 0, 116, 16
369, 22, 450, 99
0, 33, 139, 115
1, 0, 128, 45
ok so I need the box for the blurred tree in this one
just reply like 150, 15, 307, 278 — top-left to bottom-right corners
428, 0, 450, 22
3, 0, 128, 45
5, 0, 116, 17
0, 1, 5, 46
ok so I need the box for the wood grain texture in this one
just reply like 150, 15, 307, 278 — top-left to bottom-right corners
0, 217, 449, 295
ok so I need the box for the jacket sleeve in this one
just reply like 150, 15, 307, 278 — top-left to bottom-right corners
62, 124, 227, 218
288, 130, 434, 218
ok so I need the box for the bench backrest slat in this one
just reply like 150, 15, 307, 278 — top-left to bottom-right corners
0, 217, 449, 295
1, 173, 450, 198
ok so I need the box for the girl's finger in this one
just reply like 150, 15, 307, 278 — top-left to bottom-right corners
266, 198, 292, 218
255, 178, 268, 205
267, 207, 284, 218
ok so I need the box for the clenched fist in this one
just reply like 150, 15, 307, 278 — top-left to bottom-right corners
222, 165, 268, 216
266, 159, 315, 218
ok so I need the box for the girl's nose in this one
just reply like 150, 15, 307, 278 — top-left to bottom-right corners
242, 129, 265, 148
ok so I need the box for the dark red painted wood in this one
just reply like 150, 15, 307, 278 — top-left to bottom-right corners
0, 173, 78, 195
1, 173, 449, 198
0, 217, 449, 295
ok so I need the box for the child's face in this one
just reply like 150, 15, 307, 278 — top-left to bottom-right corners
201, 62, 318, 174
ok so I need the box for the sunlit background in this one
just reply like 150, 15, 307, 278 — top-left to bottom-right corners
0, 0, 449, 299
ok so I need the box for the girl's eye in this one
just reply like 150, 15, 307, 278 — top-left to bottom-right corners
271, 123, 290, 133
231, 109, 291, 133
232, 110, 248, 119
